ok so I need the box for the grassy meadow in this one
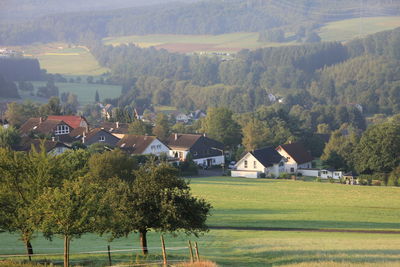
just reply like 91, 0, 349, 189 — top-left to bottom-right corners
26, 82, 121, 105
2, 177, 400, 266
318, 16, 400, 42
15, 43, 108, 76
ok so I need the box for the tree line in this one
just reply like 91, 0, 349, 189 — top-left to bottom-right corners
92, 28, 400, 116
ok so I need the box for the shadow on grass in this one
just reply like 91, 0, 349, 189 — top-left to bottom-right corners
209, 217, 400, 230
212, 249, 400, 267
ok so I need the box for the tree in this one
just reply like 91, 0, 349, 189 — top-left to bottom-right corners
388, 166, 400, 186
128, 119, 152, 135
95, 90, 100, 102
321, 130, 358, 170
202, 107, 241, 149
0, 126, 20, 148
0, 146, 63, 260
33, 177, 107, 267
5, 101, 39, 127
241, 119, 271, 151
105, 162, 211, 255
39, 97, 62, 116
354, 122, 400, 174
152, 113, 170, 141
88, 149, 137, 182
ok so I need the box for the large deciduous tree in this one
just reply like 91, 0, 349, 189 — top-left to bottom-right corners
152, 113, 170, 141
33, 177, 107, 267
0, 126, 21, 148
354, 122, 400, 174
202, 107, 241, 149
105, 162, 211, 255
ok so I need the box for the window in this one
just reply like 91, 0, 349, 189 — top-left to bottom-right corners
279, 162, 284, 167
151, 145, 156, 151
253, 161, 257, 168
157, 145, 161, 149
290, 167, 294, 173
244, 160, 248, 168
99, 135, 105, 142
55, 125, 69, 135
212, 159, 216, 163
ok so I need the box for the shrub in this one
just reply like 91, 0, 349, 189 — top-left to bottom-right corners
388, 166, 400, 186
372, 180, 382, 186
279, 172, 290, 179
259, 173, 266, 178
328, 177, 335, 183
315, 177, 322, 182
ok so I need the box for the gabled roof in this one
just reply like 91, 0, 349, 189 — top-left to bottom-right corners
85, 128, 115, 141
16, 138, 70, 153
276, 142, 313, 164
165, 133, 203, 149
47, 115, 87, 129
116, 134, 156, 154
99, 122, 129, 134
20, 118, 71, 136
69, 127, 87, 139
250, 146, 283, 168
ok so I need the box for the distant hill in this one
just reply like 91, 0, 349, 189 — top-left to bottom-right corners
0, 0, 198, 23
0, 0, 399, 45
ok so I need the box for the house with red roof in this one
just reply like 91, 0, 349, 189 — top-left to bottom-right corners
47, 115, 89, 129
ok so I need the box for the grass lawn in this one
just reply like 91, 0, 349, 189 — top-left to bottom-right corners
27, 82, 121, 105
318, 16, 400, 42
1, 178, 400, 266
11, 43, 108, 76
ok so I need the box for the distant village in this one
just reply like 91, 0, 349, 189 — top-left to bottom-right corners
1, 105, 354, 183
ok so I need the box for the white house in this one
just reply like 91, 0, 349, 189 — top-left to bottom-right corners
276, 142, 313, 174
165, 133, 224, 167
231, 146, 285, 178
175, 113, 190, 124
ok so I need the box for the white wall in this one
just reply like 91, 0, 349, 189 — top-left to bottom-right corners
193, 155, 224, 166
231, 170, 260, 178
235, 153, 265, 172
143, 139, 170, 156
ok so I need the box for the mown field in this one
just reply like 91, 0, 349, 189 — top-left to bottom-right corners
14, 43, 108, 76
24, 82, 121, 105
1, 177, 400, 266
103, 16, 400, 54
318, 16, 400, 42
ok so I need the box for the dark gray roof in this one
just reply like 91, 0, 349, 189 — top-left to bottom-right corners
250, 146, 283, 168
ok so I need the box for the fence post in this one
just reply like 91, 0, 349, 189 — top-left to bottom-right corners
188, 241, 194, 263
194, 242, 200, 262
107, 245, 112, 266
161, 235, 167, 266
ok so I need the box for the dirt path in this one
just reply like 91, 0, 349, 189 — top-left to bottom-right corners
210, 226, 400, 234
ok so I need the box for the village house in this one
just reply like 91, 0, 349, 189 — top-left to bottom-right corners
16, 138, 71, 155
231, 146, 285, 178
19, 117, 74, 143
276, 142, 313, 173
101, 104, 114, 120
99, 121, 129, 139
174, 113, 191, 124
81, 128, 121, 147
47, 115, 89, 129
165, 133, 224, 167
116, 134, 170, 156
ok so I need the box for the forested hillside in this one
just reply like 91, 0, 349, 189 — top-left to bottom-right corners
0, 0, 398, 45
0, 58, 42, 81
92, 28, 400, 116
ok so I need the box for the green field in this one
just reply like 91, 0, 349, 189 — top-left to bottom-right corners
103, 32, 292, 53
16, 43, 108, 76
103, 16, 400, 55
318, 16, 400, 42
2, 177, 400, 266
26, 82, 121, 105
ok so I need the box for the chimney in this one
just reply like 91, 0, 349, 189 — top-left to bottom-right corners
144, 134, 147, 140
175, 133, 178, 141
52, 136, 55, 142
116, 121, 119, 129
39, 117, 43, 124
203, 133, 206, 137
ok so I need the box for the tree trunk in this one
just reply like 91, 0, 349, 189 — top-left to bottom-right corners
64, 235, 70, 267
139, 229, 148, 255
25, 240, 33, 261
